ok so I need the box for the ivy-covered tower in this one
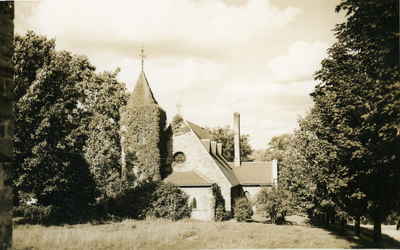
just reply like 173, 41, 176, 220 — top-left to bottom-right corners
120, 63, 166, 183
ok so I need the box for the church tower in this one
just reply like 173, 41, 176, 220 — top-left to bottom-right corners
120, 51, 166, 182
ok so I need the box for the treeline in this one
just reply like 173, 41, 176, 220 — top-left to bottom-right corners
12, 31, 190, 224
264, 0, 399, 244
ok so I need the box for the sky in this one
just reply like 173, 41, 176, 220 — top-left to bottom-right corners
15, 0, 346, 149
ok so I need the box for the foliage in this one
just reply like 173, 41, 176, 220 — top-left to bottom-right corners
83, 70, 128, 199
109, 182, 191, 221
13, 205, 53, 224
170, 114, 191, 136
207, 126, 253, 162
234, 197, 253, 222
264, 134, 293, 161
256, 187, 290, 225
120, 102, 166, 183
312, 0, 400, 242
211, 183, 226, 221
12, 31, 127, 221
13, 32, 98, 216
146, 182, 191, 221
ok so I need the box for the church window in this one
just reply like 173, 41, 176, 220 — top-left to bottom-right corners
173, 152, 186, 164
191, 197, 197, 209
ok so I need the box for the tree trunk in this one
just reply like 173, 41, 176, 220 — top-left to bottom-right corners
373, 219, 382, 243
354, 216, 361, 236
325, 213, 330, 226
340, 217, 346, 233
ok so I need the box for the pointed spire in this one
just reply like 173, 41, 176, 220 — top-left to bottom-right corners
129, 71, 158, 106
139, 47, 146, 72
128, 48, 159, 106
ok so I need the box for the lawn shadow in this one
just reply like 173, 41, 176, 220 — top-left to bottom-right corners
306, 219, 400, 249
248, 216, 297, 225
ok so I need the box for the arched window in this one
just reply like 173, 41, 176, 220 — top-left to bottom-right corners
173, 152, 186, 164
191, 197, 197, 209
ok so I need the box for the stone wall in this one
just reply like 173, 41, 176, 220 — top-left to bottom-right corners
180, 187, 213, 221
0, 2, 14, 250
172, 130, 234, 212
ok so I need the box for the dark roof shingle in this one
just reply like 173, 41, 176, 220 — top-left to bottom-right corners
233, 161, 273, 185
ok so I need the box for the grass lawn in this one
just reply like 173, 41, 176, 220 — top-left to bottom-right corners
13, 216, 400, 250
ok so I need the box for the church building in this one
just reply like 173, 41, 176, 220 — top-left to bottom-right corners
122, 65, 278, 221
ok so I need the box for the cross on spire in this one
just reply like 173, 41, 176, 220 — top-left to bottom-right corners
139, 47, 146, 72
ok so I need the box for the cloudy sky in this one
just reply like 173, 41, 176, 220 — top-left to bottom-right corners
15, 0, 346, 149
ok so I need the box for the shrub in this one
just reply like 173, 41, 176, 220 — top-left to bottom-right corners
234, 197, 253, 222
146, 182, 191, 221
13, 205, 55, 224
215, 205, 226, 222
256, 187, 290, 225
383, 210, 400, 225
211, 183, 227, 221
108, 181, 191, 221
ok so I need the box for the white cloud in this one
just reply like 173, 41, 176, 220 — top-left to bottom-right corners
268, 41, 329, 82
14, 1, 334, 150
26, 0, 300, 59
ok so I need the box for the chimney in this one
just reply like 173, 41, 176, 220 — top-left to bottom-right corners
210, 141, 217, 155
272, 159, 278, 185
233, 112, 241, 167
201, 139, 211, 153
217, 143, 223, 156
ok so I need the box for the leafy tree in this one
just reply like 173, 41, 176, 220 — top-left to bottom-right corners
82, 70, 128, 199
256, 187, 291, 225
279, 112, 348, 227
234, 197, 253, 222
12, 31, 128, 220
312, 0, 400, 242
249, 149, 267, 162
13, 34, 97, 218
264, 133, 293, 161
207, 126, 253, 162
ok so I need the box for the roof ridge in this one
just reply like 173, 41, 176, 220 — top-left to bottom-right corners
185, 120, 212, 140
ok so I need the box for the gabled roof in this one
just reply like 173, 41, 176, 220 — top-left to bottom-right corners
186, 121, 212, 140
164, 171, 212, 187
232, 161, 273, 185
211, 154, 240, 186
128, 71, 158, 106
184, 119, 240, 186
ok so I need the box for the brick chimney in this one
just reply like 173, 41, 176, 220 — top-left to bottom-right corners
233, 112, 241, 167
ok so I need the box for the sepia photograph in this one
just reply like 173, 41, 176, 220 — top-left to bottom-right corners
0, 0, 399, 249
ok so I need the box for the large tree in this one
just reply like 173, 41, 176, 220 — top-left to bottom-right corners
82, 70, 128, 199
13, 34, 97, 217
312, 0, 400, 242
13, 31, 128, 218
